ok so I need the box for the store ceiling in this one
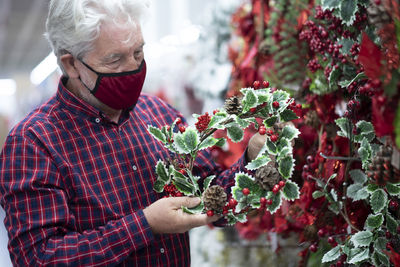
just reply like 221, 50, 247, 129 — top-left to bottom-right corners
0, 0, 51, 79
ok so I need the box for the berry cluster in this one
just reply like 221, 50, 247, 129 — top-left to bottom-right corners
195, 112, 211, 133
163, 184, 183, 197
272, 180, 285, 194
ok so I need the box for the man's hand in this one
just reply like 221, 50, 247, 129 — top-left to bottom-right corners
246, 132, 268, 162
143, 197, 220, 234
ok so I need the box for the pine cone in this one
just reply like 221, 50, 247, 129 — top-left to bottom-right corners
202, 185, 227, 213
367, 3, 392, 31
366, 146, 400, 185
255, 163, 280, 191
304, 110, 320, 129
224, 96, 242, 115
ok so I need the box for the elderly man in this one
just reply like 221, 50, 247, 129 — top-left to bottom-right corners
0, 0, 265, 266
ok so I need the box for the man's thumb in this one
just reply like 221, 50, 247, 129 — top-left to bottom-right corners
176, 196, 201, 208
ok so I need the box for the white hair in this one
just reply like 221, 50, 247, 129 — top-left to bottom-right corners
45, 0, 150, 74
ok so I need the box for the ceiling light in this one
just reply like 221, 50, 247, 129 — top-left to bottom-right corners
30, 52, 58, 85
0, 79, 16, 96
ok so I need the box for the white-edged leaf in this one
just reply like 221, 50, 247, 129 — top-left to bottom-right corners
242, 89, 258, 113
322, 246, 341, 263
198, 137, 220, 151
335, 117, 352, 139
148, 125, 167, 143
370, 189, 387, 214
173, 133, 190, 154
280, 125, 300, 141
386, 213, 399, 234
348, 248, 369, 264
227, 125, 244, 143
386, 182, 400, 196
321, 0, 340, 10
278, 155, 295, 179
312, 191, 325, 199
355, 121, 375, 143
280, 109, 298, 122
349, 169, 367, 184
208, 112, 228, 129
366, 213, 384, 229
347, 184, 369, 201
203, 175, 216, 191
155, 160, 169, 182
282, 180, 300, 200
182, 202, 204, 214
184, 128, 199, 151
351, 230, 373, 247
246, 155, 271, 171
266, 191, 282, 214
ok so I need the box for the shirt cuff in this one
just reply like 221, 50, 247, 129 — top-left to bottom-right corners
121, 209, 154, 251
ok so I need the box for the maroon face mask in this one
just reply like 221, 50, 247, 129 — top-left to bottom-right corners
79, 59, 147, 110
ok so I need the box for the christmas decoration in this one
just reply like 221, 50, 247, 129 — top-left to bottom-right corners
149, 85, 301, 225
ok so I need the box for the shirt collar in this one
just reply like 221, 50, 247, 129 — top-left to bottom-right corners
56, 76, 132, 125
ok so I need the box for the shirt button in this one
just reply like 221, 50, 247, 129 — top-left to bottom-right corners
95, 118, 101, 123
160, 248, 165, 254
132, 165, 137, 171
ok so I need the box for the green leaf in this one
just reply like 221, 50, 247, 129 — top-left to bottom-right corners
349, 169, 367, 184
386, 182, 400, 196
339, 72, 367, 88
184, 128, 199, 151
280, 125, 300, 141
264, 116, 278, 128
208, 112, 228, 129
173, 133, 190, 154
321, 0, 340, 10
386, 213, 399, 235
350, 231, 373, 248
370, 189, 387, 214
373, 250, 390, 266
366, 213, 384, 229
335, 117, 352, 139
347, 184, 369, 201
282, 181, 300, 200
198, 137, 220, 151
367, 183, 379, 193
236, 117, 250, 129
312, 191, 325, 199
266, 139, 278, 155
272, 90, 290, 104
155, 160, 169, 182
338, 38, 355, 55
173, 176, 196, 196
322, 246, 341, 263
242, 89, 258, 113
148, 126, 167, 143
278, 155, 295, 179
329, 66, 341, 91
246, 155, 271, 171
280, 109, 298, 122
340, 0, 357, 26
354, 121, 375, 143
266, 191, 282, 214
255, 89, 270, 104
182, 202, 204, 214
227, 125, 244, 143
154, 179, 167, 193
348, 248, 369, 264
203, 175, 216, 191
359, 138, 372, 170
374, 237, 387, 251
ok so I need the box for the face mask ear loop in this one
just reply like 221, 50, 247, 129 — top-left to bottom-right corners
77, 58, 98, 94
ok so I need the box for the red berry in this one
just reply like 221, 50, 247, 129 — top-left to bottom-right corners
389, 200, 399, 210
270, 135, 278, 142
318, 229, 325, 237
278, 180, 286, 188
179, 169, 186, 175
273, 101, 280, 108
327, 236, 335, 244
263, 81, 270, 88
250, 107, 257, 113
272, 184, 280, 194
266, 199, 273, 205
306, 155, 314, 164
222, 209, 229, 215
176, 192, 183, 197
253, 80, 261, 89
213, 109, 219, 115
259, 126, 266, 135
336, 261, 343, 267
179, 126, 186, 133
229, 198, 238, 208
386, 231, 392, 239
260, 197, 267, 206
309, 244, 318, 252
296, 104, 302, 109
267, 130, 274, 135
206, 210, 214, 217
242, 188, 250, 196
386, 242, 392, 250
176, 118, 182, 124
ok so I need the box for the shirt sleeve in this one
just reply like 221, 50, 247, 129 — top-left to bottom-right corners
0, 135, 154, 267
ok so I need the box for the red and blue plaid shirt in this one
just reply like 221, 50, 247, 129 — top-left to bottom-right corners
0, 77, 247, 266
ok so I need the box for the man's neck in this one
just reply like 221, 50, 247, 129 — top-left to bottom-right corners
66, 78, 122, 124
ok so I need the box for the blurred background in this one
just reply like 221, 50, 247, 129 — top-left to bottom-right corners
0, 0, 244, 266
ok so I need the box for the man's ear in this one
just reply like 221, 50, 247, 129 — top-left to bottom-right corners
60, 54, 80, 78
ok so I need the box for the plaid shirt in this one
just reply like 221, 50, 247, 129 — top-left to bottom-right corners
0, 77, 247, 266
